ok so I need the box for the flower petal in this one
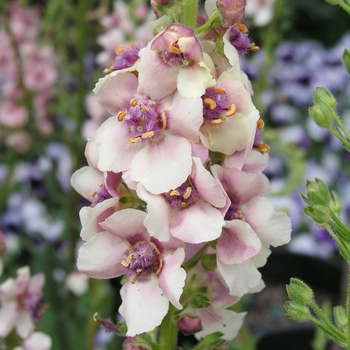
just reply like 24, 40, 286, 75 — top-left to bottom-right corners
0, 302, 19, 337
16, 310, 35, 339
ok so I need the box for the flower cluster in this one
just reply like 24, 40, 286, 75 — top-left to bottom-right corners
72, 3, 291, 342
0, 1, 58, 152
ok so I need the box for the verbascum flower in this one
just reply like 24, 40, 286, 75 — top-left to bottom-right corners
77, 209, 186, 336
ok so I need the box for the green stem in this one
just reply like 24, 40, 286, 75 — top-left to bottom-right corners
325, 225, 350, 261
328, 126, 350, 152
338, 0, 350, 14
181, 0, 199, 29
159, 303, 178, 350
333, 114, 350, 141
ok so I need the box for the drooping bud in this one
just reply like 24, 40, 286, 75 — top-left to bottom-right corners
308, 104, 334, 128
312, 87, 337, 109
286, 278, 313, 306
285, 301, 311, 322
330, 191, 342, 215
177, 314, 203, 335
305, 178, 331, 207
303, 205, 330, 227
334, 306, 348, 331
217, 0, 246, 27
93, 313, 119, 333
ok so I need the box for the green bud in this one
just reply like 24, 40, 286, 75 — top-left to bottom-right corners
304, 205, 330, 227
308, 104, 335, 128
306, 178, 331, 206
286, 278, 313, 305
201, 254, 217, 271
285, 301, 311, 322
189, 293, 211, 309
330, 190, 342, 215
312, 87, 337, 109
343, 49, 350, 75
334, 306, 348, 331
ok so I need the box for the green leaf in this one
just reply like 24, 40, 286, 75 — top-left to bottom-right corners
343, 49, 350, 75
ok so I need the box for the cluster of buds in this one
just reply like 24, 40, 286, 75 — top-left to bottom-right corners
71, 0, 291, 342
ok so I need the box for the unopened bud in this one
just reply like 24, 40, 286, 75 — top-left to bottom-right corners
309, 104, 335, 128
306, 178, 331, 207
177, 315, 203, 335
286, 278, 313, 305
334, 306, 348, 331
217, 0, 246, 27
313, 87, 337, 109
330, 191, 342, 215
285, 302, 311, 322
93, 313, 119, 334
303, 205, 330, 227
123, 337, 147, 349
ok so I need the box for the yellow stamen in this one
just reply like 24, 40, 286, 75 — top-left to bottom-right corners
211, 119, 223, 125
129, 43, 135, 48
130, 98, 138, 106
183, 187, 192, 199
121, 253, 135, 268
115, 46, 126, 54
257, 119, 264, 130
141, 131, 154, 139
204, 98, 217, 110
168, 42, 182, 55
250, 45, 260, 51
169, 190, 180, 197
117, 111, 126, 122
140, 103, 148, 112
181, 202, 187, 208
161, 112, 167, 129
136, 268, 142, 275
92, 191, 97, 198
237, 24, 248, 33
129, 136, 142, 143
98, 183, 103, 187
212, 87, 226, 94
256, 143, 270, 154
103, 68, 113, 74
225, 103, 236, 117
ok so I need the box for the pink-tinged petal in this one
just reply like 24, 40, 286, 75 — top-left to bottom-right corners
217, 258, 262, 297
85, 138, 99, 168
205, 113, 251, 155
100, 209, 147, 241
16, 310, 35, 339
0, 278, 18, 300
131, 135, 192, 194
192, 157, 226, 208
223, 31, 241, 78
23, 332, 52, 350
242, 150, 268, 174
14, 267, 31, 295
195, 309, 246, 341
244, 196, 292, 247
177, 63, 215, 99
77, 231, 128, 279
158, 247, 186, 309
0, 302, 19, 337
70, 166, 104, 201
105, 171, 122, 197
93, 72, 138, 115
167, 93, 203, 143
119, 276, 169, 336
137, 184, 172, 242
137, 46, 178, 100
79, 197, 119, 241
252, 243, 271, 268
218, 72, 255, 115
212, 166, 265, 204
28, 273, 45, 293
170, 200, 224, 244
95, 117, 142, 173
121, 168, 137, 191
192, 141, 209, 163
217, 220, 261, 265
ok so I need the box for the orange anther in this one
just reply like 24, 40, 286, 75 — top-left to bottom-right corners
256, 143, 270, 154
103, 68, 113, 74
237, 24, 248, 33
140, 103, 148, 112
204, 98, 217, 110
161, 112, 167, 129
115, 46, 126, 54
257, 119, 264, 130
117, 111, 126, 122
129, 136, 142, 143
169, 190, 180, 197
212, 87, 226, 94
130, 98, 138, 106
211, 119, 223, 125
183, 187, 192, 199
129, 42, 135, 48
168, 42, 182, 55
225, 104, 236, 117
141, 131, 155, 139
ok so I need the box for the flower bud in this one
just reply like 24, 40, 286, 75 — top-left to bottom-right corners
308, 104, 334, 128
334, 306, 348, 331
123, 337, 147, 350
330, 191, 342, 215
303, 205, 330, 227
217, 0, 246, 27
286, 278, 313, 305
228, 25, 250, 56
306, 178, 331, 207
93, 313, 119, 334
312, 87, 337, 109
285, 302, 311, 322
177, 315, 203, 335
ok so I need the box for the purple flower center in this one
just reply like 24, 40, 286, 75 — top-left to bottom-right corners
160, 41, 192, 66
92, 184, 112, 206
202, 87, 236, 125
163, 180, 199, 210
224, 203, 246, 221
121, 241, 161, 281
18, 290, 44, 320
105, 44, 141, 72
117, 98, 165, 144
229, 26, 251, 56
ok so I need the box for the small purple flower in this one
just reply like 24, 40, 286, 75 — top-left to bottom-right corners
228, 26, 251, 56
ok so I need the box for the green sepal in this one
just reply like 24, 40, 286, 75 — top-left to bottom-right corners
201, 254, 217, 271
189, 293, 211, 309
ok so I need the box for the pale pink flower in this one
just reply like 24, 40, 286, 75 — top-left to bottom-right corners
14, 331, 52, 350
65, 272, 89, 296
77, 209, 186, 336
0, 266, 45, 339
137, 157, 226, 243
93, 71, 203, 194
0, 102, 28, 128
137, 24, 215, 99
5, 132, 31, 153
245, 0, 275, 26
